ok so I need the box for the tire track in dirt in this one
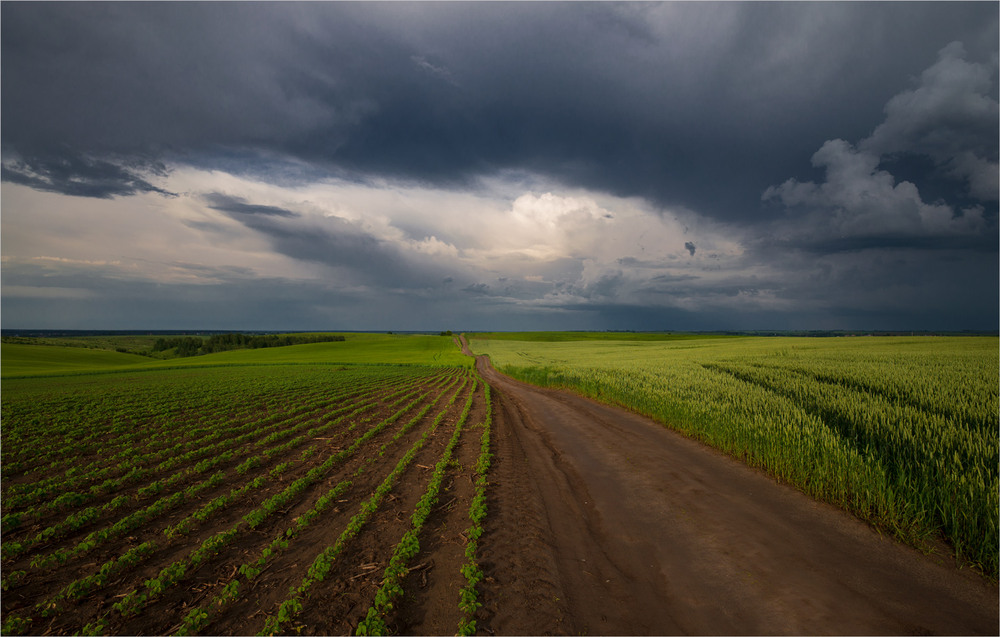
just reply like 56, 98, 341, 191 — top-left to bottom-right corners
472, 350, 998, 635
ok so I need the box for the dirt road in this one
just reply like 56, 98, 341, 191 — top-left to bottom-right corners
469, 348, 998, 635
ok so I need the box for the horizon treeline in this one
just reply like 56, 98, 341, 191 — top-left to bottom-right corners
152, 333, 346, 357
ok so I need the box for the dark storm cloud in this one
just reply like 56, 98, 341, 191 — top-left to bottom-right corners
3, 2, 997, 220
1, 148, 174, 199
761, 40, 998, 256
1, 260, 357, 331
3, 2, 998, 332
204, 193, 299, 218
786, 234, 998, 256
462, 283, 491, 296
207, 193, 462, 291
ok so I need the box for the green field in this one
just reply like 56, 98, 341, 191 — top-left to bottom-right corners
3, 329, 997, 635
467, 331, 733, 342
470, 334, 1000, 576
1, 333, 470, 378
0, 333, 488, 635
0, 344, 152, 377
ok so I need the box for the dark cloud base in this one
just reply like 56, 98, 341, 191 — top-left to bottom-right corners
2, 149, 174, 199
3, 2, 996, 216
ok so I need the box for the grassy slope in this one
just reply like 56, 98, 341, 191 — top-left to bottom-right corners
0, 344, 151, 377
162, 334, 470, 368
1, 334, 469, 378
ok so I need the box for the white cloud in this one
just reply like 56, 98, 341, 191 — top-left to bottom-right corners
4, 162, 763, 318
764, 139, 986, 238
411, 55, 460, 86
763, 41, 996, 245
0, 181, 312, 287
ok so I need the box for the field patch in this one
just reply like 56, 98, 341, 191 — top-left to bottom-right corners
1, 339, 491, 635
172, 334, 472, 368
0, 344, 150, 377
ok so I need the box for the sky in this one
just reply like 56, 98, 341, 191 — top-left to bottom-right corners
2, 1, 997, 332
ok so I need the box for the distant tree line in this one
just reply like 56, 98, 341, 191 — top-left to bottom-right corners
151, 333, 345, 357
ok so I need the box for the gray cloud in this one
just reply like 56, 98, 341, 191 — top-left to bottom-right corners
779, 233, 997, 256
763, 40, 998, 257
462, 283, 491, 296
207, 194, 468, 293
861, 41, 998, 200
3, 2, 996, 218
2, 3, 997, 332
204, 193, 299, 218
1, 149, 174, 199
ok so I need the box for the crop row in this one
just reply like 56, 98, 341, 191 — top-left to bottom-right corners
257, 376, 477, 635
355, 378, 478, 635
457, 382, 493, 635
5, 370, 462, 635
2, 366, 342, 476
3, 369, 359, 506
173, 374, 473, 636
1, 370, 442, 568
2, 366, 415, 508
2, 364, 472, 635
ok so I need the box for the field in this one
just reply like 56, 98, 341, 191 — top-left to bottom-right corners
469, 334, 999, 576
1, 335, 490, 635
2, 331, 997, 635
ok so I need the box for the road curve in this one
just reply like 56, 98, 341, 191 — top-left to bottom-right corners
471, 351, 998, 635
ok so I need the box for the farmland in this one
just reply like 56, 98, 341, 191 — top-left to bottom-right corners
1, 335, 490, 635
2, 331, 997, 635
469, 333, 999, 577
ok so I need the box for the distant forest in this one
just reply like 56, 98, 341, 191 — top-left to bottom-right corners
152, 333, 345, 357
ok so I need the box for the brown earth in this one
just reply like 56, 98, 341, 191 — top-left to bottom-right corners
470, 347, 999, 635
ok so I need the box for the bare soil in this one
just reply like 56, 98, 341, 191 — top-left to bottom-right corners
473, 352, 999, 635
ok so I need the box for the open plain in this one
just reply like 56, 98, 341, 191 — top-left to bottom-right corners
1, 333, 997, 635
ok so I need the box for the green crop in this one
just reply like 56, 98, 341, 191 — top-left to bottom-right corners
356, 380, 478, 636
457, 381, 493, 635
1, 354, 464, 635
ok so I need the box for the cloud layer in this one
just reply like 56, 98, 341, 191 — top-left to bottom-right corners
2, 3, 997, 331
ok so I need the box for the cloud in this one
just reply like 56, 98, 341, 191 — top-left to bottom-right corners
861, 41, 998, 200
411, 55, 460, 86
2, 4, 997, 331
763, 41, 997, 255
204, 193, 299, 218
1, 149, 175, 199
207, 191, 466, 292
2, 3, 995, 220
764, 138, 987, 241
